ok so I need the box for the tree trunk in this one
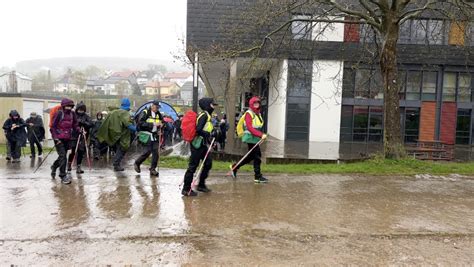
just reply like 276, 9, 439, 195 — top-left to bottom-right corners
380, 18, 404, 159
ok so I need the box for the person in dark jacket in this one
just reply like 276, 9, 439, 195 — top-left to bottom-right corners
26, 112, 45, 158
3, 110, 27, 163
50, 98, 80, 184
182, 97, 218, 196
218, 114, 229, 150
134, 100, 163, 176
173, 114, 183, 141
67, 102, 93, 174
91, 111, 107, 160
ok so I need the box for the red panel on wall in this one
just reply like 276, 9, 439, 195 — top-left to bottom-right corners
419, 102, 436, 141
440, 102, 457, 145
344, 17, 360, 42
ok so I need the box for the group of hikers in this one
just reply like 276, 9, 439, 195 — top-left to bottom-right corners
2, 95, 267, 197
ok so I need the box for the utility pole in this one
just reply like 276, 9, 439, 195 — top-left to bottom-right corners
192, 52, 199, 112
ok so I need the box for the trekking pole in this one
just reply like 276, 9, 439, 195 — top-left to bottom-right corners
33, 145, 55, 173
226, 138, 265, 177
157, 128, 162, 173
82, 131, 92, 171
191, 137, 216, 192
71, 131, 82, 167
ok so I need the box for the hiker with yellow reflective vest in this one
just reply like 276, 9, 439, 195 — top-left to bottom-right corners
182, 97, 218, 196
230, 96, 268, 183
134, 100, 163, 177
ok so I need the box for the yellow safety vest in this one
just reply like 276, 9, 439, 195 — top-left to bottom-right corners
198, 111, 213, 133
144, 109, 161, 124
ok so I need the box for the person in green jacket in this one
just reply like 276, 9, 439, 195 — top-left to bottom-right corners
97, 98, 137, 171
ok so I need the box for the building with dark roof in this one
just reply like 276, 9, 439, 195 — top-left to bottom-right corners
187, 0, 474, 159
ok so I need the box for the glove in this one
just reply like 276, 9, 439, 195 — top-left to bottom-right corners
261, 134, 268, 140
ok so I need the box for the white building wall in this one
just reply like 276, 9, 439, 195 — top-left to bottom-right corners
267, 59, 288, 140
0, 75, 8, 92
309, 60, 343, 143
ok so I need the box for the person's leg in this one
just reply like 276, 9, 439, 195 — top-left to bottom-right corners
113, 144, 126, 171
68, 140, 78, 171
36, 138, 43, 155
234, 143, 257, 170
149, 141, 159, 175
29, 137, 36, 156
6, 141, 11, 160
182, 146, 202, 194
57, 141, 68, 178
198, 146, 213, 192
12, 141, 21, 160
135, 141, 152, 166
253, 144, 262, 177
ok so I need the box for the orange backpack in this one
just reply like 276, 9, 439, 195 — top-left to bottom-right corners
49, 104, 62, 128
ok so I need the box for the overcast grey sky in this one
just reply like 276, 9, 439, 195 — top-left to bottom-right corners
0, 0, 187, 67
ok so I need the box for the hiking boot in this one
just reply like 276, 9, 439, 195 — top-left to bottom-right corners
181, 189, 198, 197
38, 153, 43, 157
30, 154, 35, 158
134, 162, 141, 173
254, 176, 268, 184
229, 164, 237, 178
51, 166, 57, 178
149, 169, 159, 177
114, 166, 125, 172
197, 185, 212, 193
61, 175, 71, 185
76, 165, 84, 174
12, 158, 20, 163
67, 163, 72, 173
94, 156, 100, 161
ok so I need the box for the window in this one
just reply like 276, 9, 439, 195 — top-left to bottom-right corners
427, 20, 445, 45
422, 71, 437, 101
369, 70, 383, 99
353, 106, 369, 142
340, 106, 353, 142
412, 20, 428, 44
399, 20, 411, 44
398, 19, 447, 45
398, 70, 407, 100
456, 109, 471, 144
360, 24, 377, 43
355, 69, 370, 98
404, 108, 420, 143
343, 68, 355, 98
406, 71, 421, 100
443, 72, 457, 101
292, 15, 312, 40
369, 107, 383, 142
458, 73, 472, 102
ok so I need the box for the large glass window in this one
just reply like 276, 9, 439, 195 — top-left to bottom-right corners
399, 20, 411, 44
422, 71, 437, 101
427, 20, 445, 45
369, 70, 383, 99
291, 15, 312, 40
404, 108, 420, 143
458, 73, 472, 102
412, 20, 428, 44
353, 106, 369, 142
406, 71, 421, 100
355, 70, 370, 98
443, 72, 457, 102
369, 107, 383, 142
456, 109, 471, 144
340, 106, 353, 142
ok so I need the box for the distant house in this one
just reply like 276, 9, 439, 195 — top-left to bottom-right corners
53, 74, 85, 94
180, 80, 205, 105
136, 71, 164, 85
100, 71, 139, 95
163, 72, 192, 87
0, 71, 32, 93
145, 81, 180, 99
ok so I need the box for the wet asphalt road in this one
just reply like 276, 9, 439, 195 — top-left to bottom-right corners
1, 154, 473, 265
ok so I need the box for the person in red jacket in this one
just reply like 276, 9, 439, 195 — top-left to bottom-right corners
230, 96, 268, 183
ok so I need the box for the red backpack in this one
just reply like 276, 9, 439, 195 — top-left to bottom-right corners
181, 110, 198, 142
49, 104, 62, 128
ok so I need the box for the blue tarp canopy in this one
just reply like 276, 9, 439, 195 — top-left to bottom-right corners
134, 100, 179, 122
